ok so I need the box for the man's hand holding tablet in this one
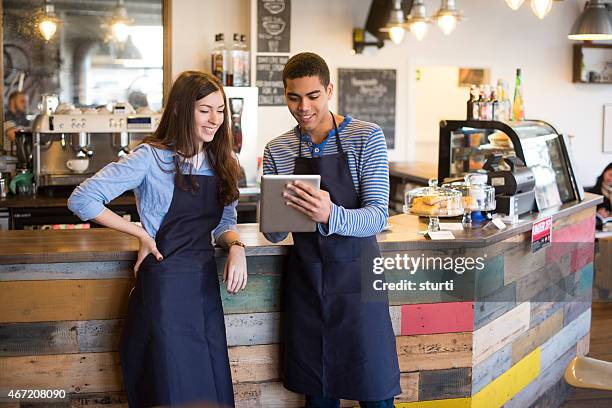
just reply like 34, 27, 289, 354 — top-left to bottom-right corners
259, 175, 323, 233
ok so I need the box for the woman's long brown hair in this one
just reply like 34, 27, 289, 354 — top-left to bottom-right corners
144, 71, 240, 205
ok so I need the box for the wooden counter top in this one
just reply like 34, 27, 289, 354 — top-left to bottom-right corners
0, 193, 601, 264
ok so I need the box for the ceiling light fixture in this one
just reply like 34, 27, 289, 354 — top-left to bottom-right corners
380, 0, 407, 45
38, 0, 60, 42
408, 0, 431, 41
568, 0, 612, 41
506, 0, 526, 10
434, 0, 464, 35
107, 0, 133, 43
530, 0, 554, 19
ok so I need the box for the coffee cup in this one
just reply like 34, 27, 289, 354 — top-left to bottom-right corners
66, 158, 89, 173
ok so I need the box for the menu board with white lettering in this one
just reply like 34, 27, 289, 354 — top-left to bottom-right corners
256, 54, 288, 106
338, 68, 396, 149
257, 0, 291, 53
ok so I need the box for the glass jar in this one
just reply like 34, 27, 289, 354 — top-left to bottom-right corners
443, 174, 496, 226
404, 179, 463, 235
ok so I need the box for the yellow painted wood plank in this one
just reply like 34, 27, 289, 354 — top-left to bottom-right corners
472, 347, 541, 408
395, 398, 472, 408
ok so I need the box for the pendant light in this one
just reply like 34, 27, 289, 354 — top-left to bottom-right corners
407, 0, 431, 41
380, 0, 407, 45
505, 0, 526, 10
568, 0, 612, 41
107, 0, 133, 43
38, 0, 60, 42
530, 0, 553, 19
434, 0, 464, 35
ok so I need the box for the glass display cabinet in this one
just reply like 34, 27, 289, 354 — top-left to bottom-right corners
438, 120, 584, 211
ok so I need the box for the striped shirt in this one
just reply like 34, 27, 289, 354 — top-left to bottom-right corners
262, 114, 389, 242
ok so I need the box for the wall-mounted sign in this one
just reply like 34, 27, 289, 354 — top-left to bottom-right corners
255, 54, 288, 106
257, 0, 291, 53
338, 68, 396, 149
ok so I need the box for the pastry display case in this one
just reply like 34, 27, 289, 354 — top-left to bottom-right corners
438, 120, 584, 211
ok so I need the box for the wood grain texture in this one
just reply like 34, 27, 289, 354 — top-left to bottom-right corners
540, 308, 591, 372
418, 368, 471, 400
576, 332, 590, 357
511, 307, 564, 364
471, 347, 540, 408
473, 284, 517, 330
229, 344, 280, 384
233, 381, 303, 408
472, 301, 530, 366
394, 398, 472, 408
530, 301, 564, 329
396, 332, 472, 372
471, 344, 512, 395
396, 372, 419, 403
515, 253, 571, 302
0, 279, 132, 323
400, 302, 474, 336
0, 352, 123, 394
503, 241, 548, 286
225, 312, 281, 347
504, 346, 575, 408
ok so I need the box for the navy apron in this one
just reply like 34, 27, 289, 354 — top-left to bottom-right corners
119, 174, 235, 408
283, 113, 401, 401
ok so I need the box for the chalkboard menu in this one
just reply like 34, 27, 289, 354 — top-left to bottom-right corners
257, 0, 291, 53
255, 55, 288, 106
338, 69, 396, 149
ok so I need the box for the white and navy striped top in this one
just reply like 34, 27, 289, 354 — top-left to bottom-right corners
262, 114, 389, 242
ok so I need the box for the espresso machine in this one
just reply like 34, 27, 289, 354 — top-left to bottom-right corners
31, 105, 161, 193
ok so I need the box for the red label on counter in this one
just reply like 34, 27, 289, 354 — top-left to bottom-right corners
532, 216, 552, 253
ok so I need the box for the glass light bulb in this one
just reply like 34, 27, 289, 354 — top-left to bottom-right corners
505, 0, 525, 10
39, 19, 57, 41
530, 0, 553, 19
389, 26, 406, 45
410, 21, 428, 42
112, 21, 129, 42
437, 14, 457, 35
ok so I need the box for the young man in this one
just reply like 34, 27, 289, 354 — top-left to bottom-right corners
3, 91, 30, 154
263, 52, 400, 408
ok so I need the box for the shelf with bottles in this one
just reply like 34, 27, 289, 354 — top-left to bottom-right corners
211, 32, 252, 87
572, 43, 612, 84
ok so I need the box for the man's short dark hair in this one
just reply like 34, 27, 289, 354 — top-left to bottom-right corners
282, 52, 330, 88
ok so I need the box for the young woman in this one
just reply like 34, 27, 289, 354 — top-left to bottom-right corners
587, 162, 612, 218
68, 71, 247, 407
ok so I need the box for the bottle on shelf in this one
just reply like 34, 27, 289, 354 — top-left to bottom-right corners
467, 84, 478, 120
490, 89, 499, 121
229, 33, 242, 86
512, 68, 525, 121
211, 33, 229, 85
479, 85, 493, 121
240, 34, 251, 86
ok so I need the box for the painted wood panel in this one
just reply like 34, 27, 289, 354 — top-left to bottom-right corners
396, 332, 472, 372
471, 347, 540, 408
418, 367, 471, 400
511, 307, 563, 364
400, 302, 474, 335
0, 352, 123, 394
0, 279, 132, 323
472, 302, 530, 366
471, 344, 512, 395
540, 308, 591, 372
504, 346, 576, 408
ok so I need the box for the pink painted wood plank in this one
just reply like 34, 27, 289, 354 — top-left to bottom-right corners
547, 217, 596, 264
401, 302, 474, 335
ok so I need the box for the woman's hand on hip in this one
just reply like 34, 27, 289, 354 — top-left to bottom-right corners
134, 235, 163, 276
224, 245, 247, 294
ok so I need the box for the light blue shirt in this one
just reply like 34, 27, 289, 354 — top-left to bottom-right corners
67, 143, 238, 242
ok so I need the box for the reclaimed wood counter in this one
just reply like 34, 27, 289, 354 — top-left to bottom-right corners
0, 194, 602, 407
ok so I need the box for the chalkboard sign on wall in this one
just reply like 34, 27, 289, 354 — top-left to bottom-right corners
257, 0, 291, 53
338, 69, 396, 149
256, 55, 289, 106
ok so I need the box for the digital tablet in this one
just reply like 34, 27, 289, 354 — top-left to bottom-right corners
260, 175, 321, 233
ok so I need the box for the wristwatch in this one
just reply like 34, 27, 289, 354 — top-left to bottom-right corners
228, 239, 246, 250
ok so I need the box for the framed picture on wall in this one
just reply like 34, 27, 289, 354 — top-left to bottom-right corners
458, 68, 490, 87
